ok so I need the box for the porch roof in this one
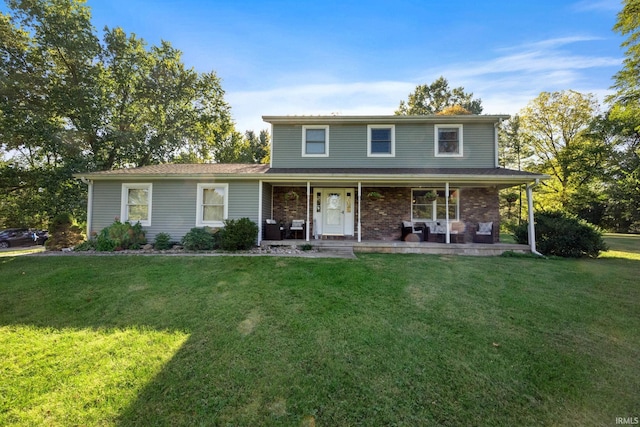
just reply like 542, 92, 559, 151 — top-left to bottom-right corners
76, 163, 546, 186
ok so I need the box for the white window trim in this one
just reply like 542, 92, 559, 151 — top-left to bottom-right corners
196, 183, 229, 227
367, 124, 395, 157
434, 124, 464, 157
410, 188, 460, 222
302, 125, 329, 157
121, 183, 152, 226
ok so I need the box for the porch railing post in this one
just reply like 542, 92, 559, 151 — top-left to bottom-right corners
445, 182, 450, 244
306, 181, 310, 242
358, 182, 362, 243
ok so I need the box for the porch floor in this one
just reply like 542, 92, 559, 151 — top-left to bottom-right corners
261, 239, 530, 256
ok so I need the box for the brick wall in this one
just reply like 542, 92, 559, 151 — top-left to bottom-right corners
360, 187, 410, 240
460, 187, 500, 243
271, 185, 500, 242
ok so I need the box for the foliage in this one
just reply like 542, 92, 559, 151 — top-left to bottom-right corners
396, 76, 483, 115
610, 0, 640, 108
95, 220, 147, 251
217, 218, 258, 251
0, 163, 87, 229
604, 1, 640, 232
0, 0, 261, 228
154, 232, 173, 250
436, 105, 472, 115
1, 252, 639, 425
73, 240, 95, 252
300, 243, 313, 251
513, 211, 608, 258
181, 227, 217, 251
518, 91, 610, 213
45, 213, 85, 250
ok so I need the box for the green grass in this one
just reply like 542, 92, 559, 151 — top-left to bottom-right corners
0, 236, 639, 426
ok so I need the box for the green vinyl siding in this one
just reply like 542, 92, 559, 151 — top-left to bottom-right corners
271, 122, 496, 168
91, 181, 121, 236
91, 180, 260, 242
227, 181, 260, 223
262, 182, 273, 221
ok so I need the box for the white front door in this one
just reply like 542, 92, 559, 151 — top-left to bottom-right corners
323, 190, 345, 235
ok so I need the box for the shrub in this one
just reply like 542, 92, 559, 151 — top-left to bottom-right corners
218, 218, 258, 251
514, 210, 608, 258
45, 213, 85, 251
95, 220, 147, 251
181, 227, 217, 251
73, 240, 96, 252
154, 232, 173, 250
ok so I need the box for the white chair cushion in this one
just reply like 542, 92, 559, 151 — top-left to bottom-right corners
402, 221, 413, 228
266, 219, 276, 224
478, 222, 493, 234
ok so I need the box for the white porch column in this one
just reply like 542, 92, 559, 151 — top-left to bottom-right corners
526, 180, 542, 255
357, 182, 362, 243
306, 182, 311, 241
257, 180, 263, 245
445, 182, 450, 244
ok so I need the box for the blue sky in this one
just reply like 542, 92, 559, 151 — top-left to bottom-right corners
6, 0, 626, 132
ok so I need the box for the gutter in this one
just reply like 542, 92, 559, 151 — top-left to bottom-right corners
80, 177, 93, 238
526, 179, 544, 257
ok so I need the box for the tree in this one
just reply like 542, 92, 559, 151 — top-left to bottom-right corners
498, 115, 534, 224
610, 0, 640, 109
0, 0, 241, 227
395, 76, 483, 115
604, 0, 640, 232
519, 91, 609, 213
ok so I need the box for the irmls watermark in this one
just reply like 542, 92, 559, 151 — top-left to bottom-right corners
616, 417, 639, 425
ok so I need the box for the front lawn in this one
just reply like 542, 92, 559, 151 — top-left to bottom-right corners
1, 240, 639, 425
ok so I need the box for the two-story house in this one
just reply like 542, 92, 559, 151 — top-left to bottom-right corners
77, 115, 546, 250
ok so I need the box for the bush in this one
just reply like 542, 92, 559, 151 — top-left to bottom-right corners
73, 240, 96, 252
95, 220, 147, 251
45, 213, 85, 251
154, 232, 173, 250
181, 227, 217, 251
218, 218, 258, 251
514, 211, 608, 258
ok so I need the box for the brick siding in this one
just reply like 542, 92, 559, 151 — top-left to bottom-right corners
270, 186, 500, 242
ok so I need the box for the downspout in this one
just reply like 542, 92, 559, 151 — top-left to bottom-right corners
494, 119, 503, 168
80, 177, 93, 238
526, 179, 544, 257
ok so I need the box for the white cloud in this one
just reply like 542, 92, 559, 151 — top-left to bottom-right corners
572, 0, 621, 12
228, 36, 620, 132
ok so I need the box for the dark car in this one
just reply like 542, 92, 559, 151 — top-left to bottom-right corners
0, 228, 48, 248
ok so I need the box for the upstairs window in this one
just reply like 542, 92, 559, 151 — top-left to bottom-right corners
368, 125, 395, 157
121, 183, 152, 226
302, 125, 329, 157
196, 183, 228, 227
435, 124, 463, 157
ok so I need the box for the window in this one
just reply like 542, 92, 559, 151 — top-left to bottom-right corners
411, 188, 459, 221
121, 183, 152, 226
196, 183, 228, 227
435, 124, 463, 157
368, 125, 395, 156
302, 125, 329, 156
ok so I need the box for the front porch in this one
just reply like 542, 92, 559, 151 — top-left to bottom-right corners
261, 239, 531, 256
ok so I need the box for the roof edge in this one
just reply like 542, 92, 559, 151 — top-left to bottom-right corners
262, 114, 510, 124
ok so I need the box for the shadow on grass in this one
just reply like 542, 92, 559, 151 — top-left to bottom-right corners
2, 253, 639, 425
